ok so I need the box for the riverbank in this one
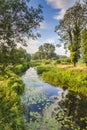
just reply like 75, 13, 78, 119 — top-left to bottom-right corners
0, 64, 30, 130
36, 64, 87, 96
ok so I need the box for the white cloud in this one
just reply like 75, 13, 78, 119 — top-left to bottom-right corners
55, 45, 70, 57
25, 39, 41, 54
17, 37, 41, 54
40, 22, 48, 29
44, 38, 55, 43
54, 9, 66, 20
46, 0, 76, 19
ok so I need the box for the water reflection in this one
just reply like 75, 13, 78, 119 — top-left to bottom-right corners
60, 90, 87, 129
22, 68, 67, 120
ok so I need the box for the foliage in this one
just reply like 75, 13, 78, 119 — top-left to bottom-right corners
55, 109, 80, 130
64, 91, 87, 130
0, 72, 26, 130
0, 0, 43, 68
30, 60, 41, 67
32, 43, 56, 60
36, 65, 51, 74
55, 1, 86, 66
13, 64, 28, 75
55, 57, 71, 65
7, 75, 25, 95
0, 0, 43, 40
0, 0, 43, 129
32, 51, 42, 60
81, 29, 87, 65
0, 47, 30, 75
36, 65, 87, 96
9, 47, 31, 65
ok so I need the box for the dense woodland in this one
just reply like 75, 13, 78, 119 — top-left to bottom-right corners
0, 0, 87, 130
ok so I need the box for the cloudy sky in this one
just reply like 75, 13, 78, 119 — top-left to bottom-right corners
25, 0, 78, 56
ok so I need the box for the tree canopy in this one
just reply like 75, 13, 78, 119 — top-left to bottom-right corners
81, 29, 87, 65
32, 43, 56, 60
0, 0, 43, 68
55, 1, 87, 66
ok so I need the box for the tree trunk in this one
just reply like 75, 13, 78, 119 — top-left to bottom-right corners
74, 62, 76, 67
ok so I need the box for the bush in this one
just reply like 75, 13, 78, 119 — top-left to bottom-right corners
44, 60, 51, 65
36, 66, 51, 75
30, 60, 41, 67
0, 76, 25, 130
7, 76, 25, 95
55, 58, 71, 65
13, 63, 29, 75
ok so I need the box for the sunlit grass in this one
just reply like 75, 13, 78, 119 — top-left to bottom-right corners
36, 61, 87, 96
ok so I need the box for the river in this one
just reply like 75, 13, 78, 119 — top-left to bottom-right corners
21, 67, 87, 130
22, 67, 67, 114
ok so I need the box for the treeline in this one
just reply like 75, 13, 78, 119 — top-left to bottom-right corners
0, 47, 31, 74
55, 0, 87, 66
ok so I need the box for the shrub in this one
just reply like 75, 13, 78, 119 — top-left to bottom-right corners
7, 76, 25, 95
13, 63, 29, 75
36, 66, 50, 75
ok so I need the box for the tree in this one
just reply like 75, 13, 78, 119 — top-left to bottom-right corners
81, 29, 87, 65
38, 43, 56, 59
32, 51, 42, 60
9, 47, 31, 65
0, 0, 43, 68
55, 2, 85, 66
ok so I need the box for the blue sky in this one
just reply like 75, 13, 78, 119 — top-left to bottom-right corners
25, 0, 78, 56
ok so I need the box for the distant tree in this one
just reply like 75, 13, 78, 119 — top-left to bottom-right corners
9, 47, 31, 65
55, 2, 85, 66
39, 43, 56, 59
32, 43, 56, 60
0, 0, 43, 68
56, 44, 61, 48
32, 51, 42, 60
81, 29, 87, 65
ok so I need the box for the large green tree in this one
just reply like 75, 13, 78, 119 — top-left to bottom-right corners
9, 47, 31, 65
39, 43, 56, 59
33, 43, 56, 60
0, 0, 43, 67
55, 2, 85, 66
81, 29, 87, 65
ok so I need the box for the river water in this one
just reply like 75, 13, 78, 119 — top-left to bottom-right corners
22, 68, 67, 119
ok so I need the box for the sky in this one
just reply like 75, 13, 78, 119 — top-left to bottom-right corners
24, 0, 78, 56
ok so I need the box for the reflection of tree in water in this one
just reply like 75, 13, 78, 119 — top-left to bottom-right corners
24, 90, 87, 130
56, 90, 87, 130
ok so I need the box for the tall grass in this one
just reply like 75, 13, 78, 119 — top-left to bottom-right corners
37, 65, 87, 96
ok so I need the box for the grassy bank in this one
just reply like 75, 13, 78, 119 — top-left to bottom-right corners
36, 65, 87, 96
0, 65, 28, 130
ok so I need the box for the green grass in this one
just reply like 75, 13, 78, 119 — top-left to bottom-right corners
37, 65, 87, 96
